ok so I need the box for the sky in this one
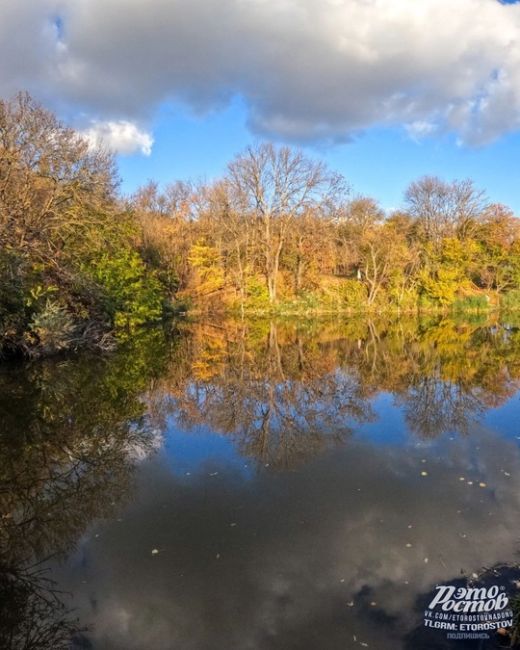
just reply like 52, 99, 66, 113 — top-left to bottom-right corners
1, 0, 520, 211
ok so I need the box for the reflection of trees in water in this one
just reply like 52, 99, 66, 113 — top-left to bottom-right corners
0, 331, 170, 649
398, 376, 486, 438
165, 321, 375, 469
163, 316, 520, 448
0, 562, 81, 650
2, 316, 520, 645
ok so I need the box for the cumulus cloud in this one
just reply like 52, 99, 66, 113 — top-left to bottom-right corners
81, 120, 154, 156
2, 0, 520, 145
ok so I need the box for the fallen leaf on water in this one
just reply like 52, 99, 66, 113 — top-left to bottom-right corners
479, 482, 487, 488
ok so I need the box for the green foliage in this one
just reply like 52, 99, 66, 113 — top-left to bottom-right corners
0, 94, 174, 357
83, 249, 164, 331
451, 295, 490, 312
27, 299, 77, 354
244, 275, 270, 308
501, 289, 520, 311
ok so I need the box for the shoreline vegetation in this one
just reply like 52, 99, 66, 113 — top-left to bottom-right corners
2, 93, 520, 358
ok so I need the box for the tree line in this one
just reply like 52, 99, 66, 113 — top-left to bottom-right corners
2, 92, 520, 356
131, 144, 520, 317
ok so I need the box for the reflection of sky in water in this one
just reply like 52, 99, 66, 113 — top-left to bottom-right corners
162, 420, 254, 479
56, 397, 520, 650
4, 319, 520, 649
484, 394, 520, 440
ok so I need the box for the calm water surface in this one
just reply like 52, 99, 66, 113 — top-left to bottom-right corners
2, 316, 520, 649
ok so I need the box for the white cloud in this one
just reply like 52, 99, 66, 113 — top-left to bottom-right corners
405, 121, 438, 142
81, 120, 154, 156
1, 0, 520, 145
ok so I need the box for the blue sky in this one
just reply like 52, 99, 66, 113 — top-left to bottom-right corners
117, 97, 520, 212
2, 0, 520, 213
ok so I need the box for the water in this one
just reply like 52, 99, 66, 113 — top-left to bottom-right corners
1, 316, 520, 649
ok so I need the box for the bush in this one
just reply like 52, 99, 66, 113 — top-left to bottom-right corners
501, 289, 520, 311
82, 249, 164, 331
451, 295, 491, 312
27, 299, 77, 354
244, 275, 270, 310
340, 279, 368, 310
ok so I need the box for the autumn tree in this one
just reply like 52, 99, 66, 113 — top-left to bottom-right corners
226, 143, 346, 303
404, 176, 487, 245
0, 92, 117, 261
0, 93, 167, 355
476, 204, 520, 291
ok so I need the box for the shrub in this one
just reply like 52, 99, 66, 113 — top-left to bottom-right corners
82, 249, 164, 331
27, 299, 77, 354
451, 295, 491, 312
340, 279, 368, 310
501, 289, 520, 311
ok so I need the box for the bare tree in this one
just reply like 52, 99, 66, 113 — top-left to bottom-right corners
226, 143, 346, 303
404, 176, 487, 246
